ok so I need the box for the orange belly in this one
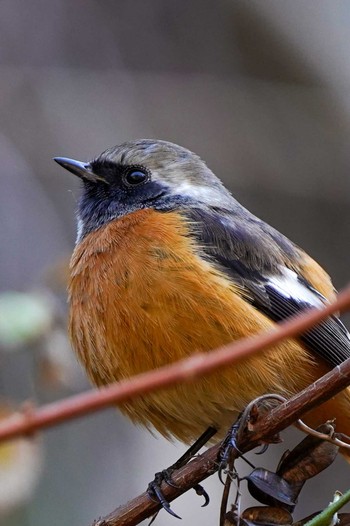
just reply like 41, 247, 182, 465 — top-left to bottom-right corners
68, 209, 350, 443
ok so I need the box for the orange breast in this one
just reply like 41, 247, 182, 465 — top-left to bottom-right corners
68, 209, 334, 443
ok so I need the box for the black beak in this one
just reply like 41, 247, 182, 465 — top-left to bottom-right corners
54, 157, 107, 183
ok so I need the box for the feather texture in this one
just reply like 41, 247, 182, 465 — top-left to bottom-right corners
69, 208, 350, 443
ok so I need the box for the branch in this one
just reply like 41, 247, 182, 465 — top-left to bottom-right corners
0, 285, 350, 443
94, 357, 350, 526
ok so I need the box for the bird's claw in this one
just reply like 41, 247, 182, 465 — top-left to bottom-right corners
146, 427, 216, 519
255, 443, 269, 455
194, 483, 210, 507
147, 473, 182, 520
147, 469, 210, 518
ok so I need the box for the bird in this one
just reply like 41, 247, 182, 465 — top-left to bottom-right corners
54, 139, 350, 455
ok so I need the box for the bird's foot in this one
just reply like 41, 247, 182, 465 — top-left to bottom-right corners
146, 426, 216, 519
147, 468, 210, 519
147, 469, 182, 519
219, 417, 253, 483
219, 394, 284, 478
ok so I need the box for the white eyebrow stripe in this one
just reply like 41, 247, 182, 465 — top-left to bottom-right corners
267, 267, 325, 308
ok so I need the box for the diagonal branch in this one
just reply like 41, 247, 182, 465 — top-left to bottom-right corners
0, 286, 350, 444
94, 356, 350, 526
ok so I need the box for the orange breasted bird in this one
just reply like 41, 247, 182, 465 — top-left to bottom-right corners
55, 139, 350, 457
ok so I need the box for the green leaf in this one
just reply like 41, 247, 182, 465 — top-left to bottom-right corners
0, 292, 53, 350
305, 490, 350, 526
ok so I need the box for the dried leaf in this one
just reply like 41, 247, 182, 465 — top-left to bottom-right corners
246, 468, 297, 511
0, 402, 43, 517
242, 506, 293, 525
277, 423, 338, 484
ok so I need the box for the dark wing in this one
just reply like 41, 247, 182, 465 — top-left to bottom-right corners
184, 207, 350, 367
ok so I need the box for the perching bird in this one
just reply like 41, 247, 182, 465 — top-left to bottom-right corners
55, 139, 350, 453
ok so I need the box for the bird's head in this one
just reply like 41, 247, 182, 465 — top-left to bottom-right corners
55, 139, 234, 242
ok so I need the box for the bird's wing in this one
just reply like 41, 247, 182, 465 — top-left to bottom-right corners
185, 207, 350, 367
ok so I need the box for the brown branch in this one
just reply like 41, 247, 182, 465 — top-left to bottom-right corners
94, 357, 350, 526
0, 285, 350, 444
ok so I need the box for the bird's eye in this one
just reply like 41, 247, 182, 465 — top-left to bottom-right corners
123, 167, 149, 186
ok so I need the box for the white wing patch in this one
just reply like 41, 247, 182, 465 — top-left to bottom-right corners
267, 267, 325, 308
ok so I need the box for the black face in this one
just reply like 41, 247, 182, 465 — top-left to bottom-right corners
77, 159, 173, 239
55, 139, 220, 241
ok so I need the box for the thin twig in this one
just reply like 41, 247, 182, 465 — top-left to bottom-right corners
295, 419, 350, 449
94, 357, 350, 526
0, 285, 350, 444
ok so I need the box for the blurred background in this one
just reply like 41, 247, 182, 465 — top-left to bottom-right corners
1, 1, 350, 525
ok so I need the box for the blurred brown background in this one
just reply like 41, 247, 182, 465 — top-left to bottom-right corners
1, 1, 350, 525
